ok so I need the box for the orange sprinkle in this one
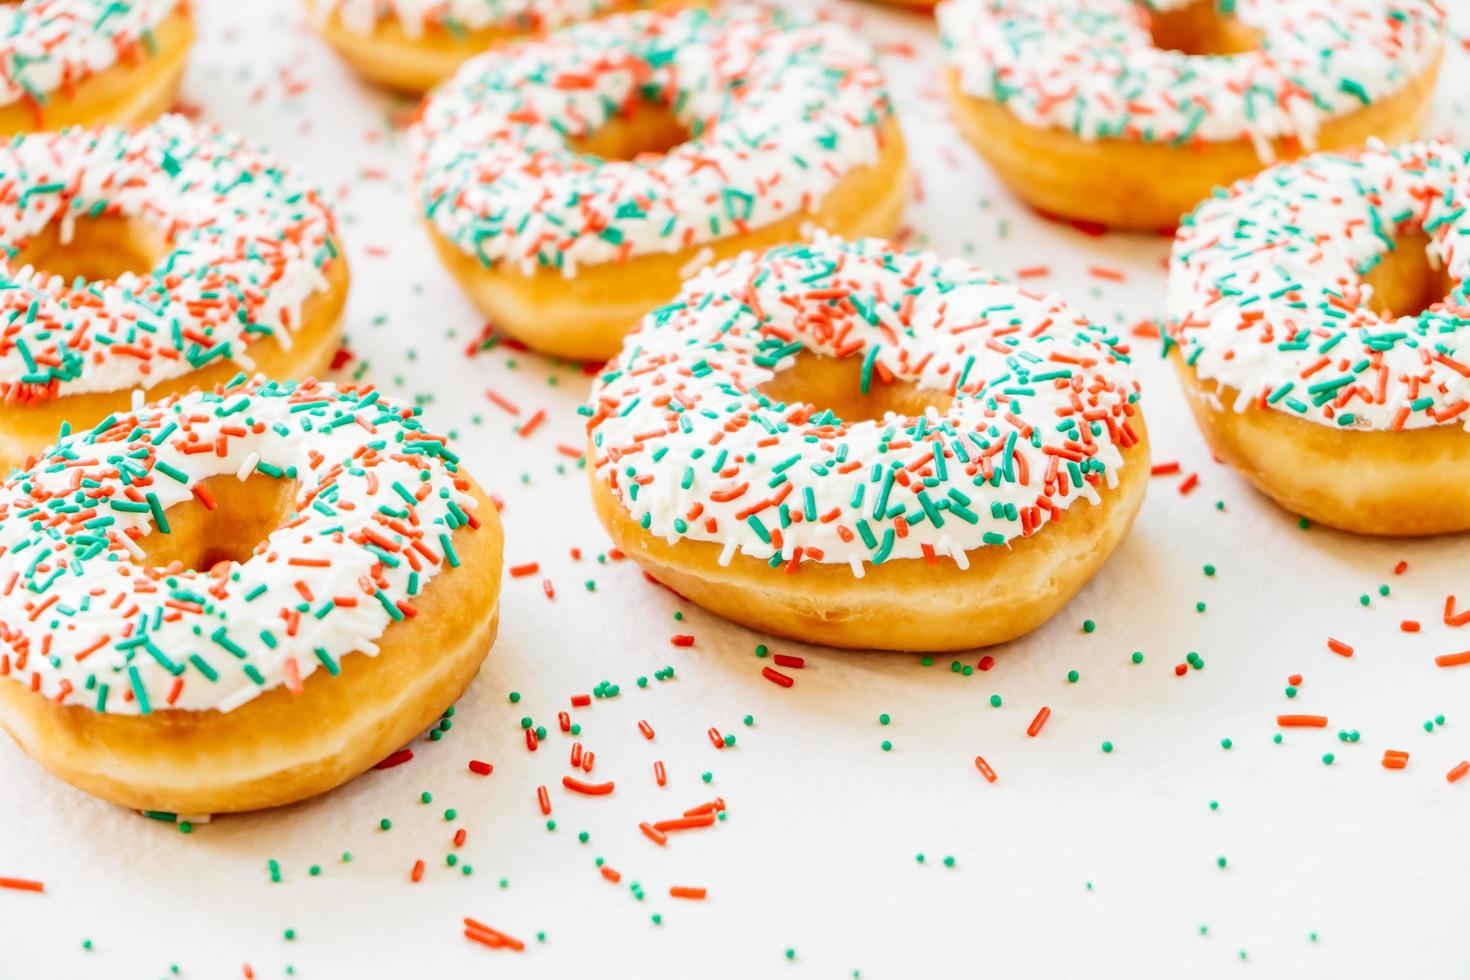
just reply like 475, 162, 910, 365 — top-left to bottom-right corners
0, 877, 43, 893
1277, 714, 1328, 728
563, 776, 615, 796
1448, 761, 1469, 783
974, 755, 998, 784
669, 886, 707, 900
653, 760, 666, 786
600, 865, 622, 883
652, 813, 716, 832
410, 859, 424, 883
1326, 638, 1354, 657
1026, 706, 1051, 737
508, 562, 539, 577
639, 822, 668, 846
1435, 650, 1470, 668
1401, 620, 1421, 633
464, 918, 525, 952
1382, 750, 1409, 770
517, 408, 546, 438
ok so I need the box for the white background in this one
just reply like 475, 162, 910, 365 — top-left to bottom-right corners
3, 1, 1470, 977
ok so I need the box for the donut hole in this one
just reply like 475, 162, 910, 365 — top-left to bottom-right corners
12, 215, 166, 286
566, 98, 692, 162
759, 349, 953, 424
1362, 230, 1457, 319
139, 473, 299, 575
1147, 0, 1262, 57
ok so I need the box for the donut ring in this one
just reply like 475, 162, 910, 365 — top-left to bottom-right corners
938, 0, 1445, 230
414, 6, 908, 361
306, 0, 690, 93
1167, 141, 1470, 536
0, 377, 504, 814
0, 115, 350, 471
586, 236, 1149, 652
0, 1, 194, 135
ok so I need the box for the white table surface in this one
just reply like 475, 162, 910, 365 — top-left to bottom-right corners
3, 2, 1470, 977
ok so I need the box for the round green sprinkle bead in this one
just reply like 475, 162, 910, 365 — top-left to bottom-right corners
1273, 733, 1283, 744
1130, 651, 1144, 664
878, 713, 891, 725
570, 723, 582, 736
1217, 856, 1227, 869
1203, 564, 1215, 576
1101, 741, 1113, 753
1082, 619, 1096, 633
1286, 686, 1298, 698
880, 740, 892, 752
755, 644, 768, 658
546, 819, 556, 831
1322, 753, 1335, 765
915, 853, 925, 863
989, 695, 1002, 708
652, 914, 663, 925
309, 865, 321, 877
943, 856, 955, 868
1209, 800, 1218, 811
446, 854, 458, 867
379, 818, 392, 831
284, 929, 296, 941
1220, 738, 1233, 750
578, 831, 589, 843
701, 772, 713, 783
444, 808, 457, 821
342, 852, 353, 863
420, 791, 432, 804
519, 716, 532, 729
1067, 670, 1080, 683
81, 940, 92, 951
743, 714, 755, 726
508, 691, 521, 703
785, 949, 796, 961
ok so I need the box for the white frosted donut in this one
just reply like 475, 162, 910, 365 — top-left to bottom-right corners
0, 0, 194, 133
1167, 141, 1470, 534
936, 0, 1446, 229
0, 114, 350, 467
412, 5, 908, 359
0, 377, 504, 813
586, 235, 1150, 651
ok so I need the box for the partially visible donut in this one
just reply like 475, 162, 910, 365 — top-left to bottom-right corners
0, 1, 194, 135
1168, 140, 1470, 536
306, 0, 689, 93
587, 235, 1149, 652
0, 115, 350, 471
938, 0, 1445, 229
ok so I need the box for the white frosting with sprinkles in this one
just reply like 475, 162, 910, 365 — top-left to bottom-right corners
1167, 141, 1470, 432
0, 0, 182, 108
586, 236, 1144, 574
317, 0, 630, 38
937, 0, 1445, 154
413, 6, 896, 277
0, 377, 483, 716
0, 115, 343, 405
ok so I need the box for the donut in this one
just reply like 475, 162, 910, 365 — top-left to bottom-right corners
0, 1, 194, 135
413, 6, 908, 361
1167, 141, 1470, 536
585, 235, 1149, 652
0, 114, 350, 472
306, 0, 689, 93
937, 0, 1446, 230
0, 377, 504, 814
